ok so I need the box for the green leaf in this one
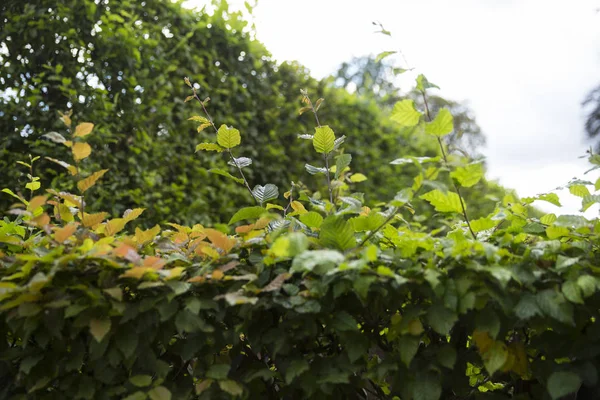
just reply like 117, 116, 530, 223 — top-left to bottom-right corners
319, 215, 357, 250
425, 108, 454, 137
89, 318, 111, 342
582, 194, 600, 211
375, 50, 397, 62
420, 190, 464, 213
228, 206, 266, 224
148, 386, 172, 400
207, 364, 231, 380
313, 125, 335, 153
537, 193, 562, 207
299, 211, 324, 229
209, 169, 244, 184
334, 154, 352, 179
514, 294, 542, 319
285, 359, 309, 384
437, 346, 457, 369
216, 125, 241, 149
398, 336, 420, 366
547, 371, 582, 400
391, 99, 422, 126
577, 275, 597, 298
483, 341, 508, 375
2, 188, 27, 204
569, 184, 590, 198
291, 250, 345, 274
562, 281, 584, 304
252, 184, 278, 205
349, 173, 367, 183
195, 143, 224, 152
331, 311, 358, 331
43, 131, 67, 144
25, 181, 41, 191
413, 371, 441, 400
546, 225, 569, 239
536, 290, 574, 325
218, 380, 244, 396
123, 392, 147, 400
427, 303, 458, 335
540, 213, 557, 225
129, 375, 153, 387
416, 74, 440, 92
470, 217, 497, 233
450, 162, 483, 187
305, 164, 327, 175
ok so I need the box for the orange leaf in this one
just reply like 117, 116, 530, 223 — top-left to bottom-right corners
120, 267, 153, 280
211, 270, 224, 280
143, 256, 166, 270
72, 142, 92, 161
188, 275, 206, 283
113, 243, 141, 264
235, 224, 255, 234
204, 229, 236, 253
32, 213, 50, 227
27, 195, 47, 212
55, 223, 78, 243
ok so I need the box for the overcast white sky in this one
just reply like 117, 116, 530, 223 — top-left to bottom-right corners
191, 0, 600, 215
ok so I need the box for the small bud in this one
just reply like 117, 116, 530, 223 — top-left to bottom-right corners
184, 77, 192, 87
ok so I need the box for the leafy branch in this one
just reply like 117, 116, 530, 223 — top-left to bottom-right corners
186, 77, 258, 204
421, 89, 476, 239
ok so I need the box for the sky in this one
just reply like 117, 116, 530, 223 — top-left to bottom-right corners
190, 0, 600, 216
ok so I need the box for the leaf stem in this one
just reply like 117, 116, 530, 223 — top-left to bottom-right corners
191, 88, 257, 203
304, 93, 333, 204
421, 90, 476, 239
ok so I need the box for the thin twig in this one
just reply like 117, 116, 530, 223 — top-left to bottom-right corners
305, 93, 333, 204
192, 90, 257, 203
421, 91, 476, 239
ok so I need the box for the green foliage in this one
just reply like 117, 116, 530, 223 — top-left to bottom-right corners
3, 5, 600, 400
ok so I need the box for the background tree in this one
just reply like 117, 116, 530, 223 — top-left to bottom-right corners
332, 55, 486, 156
584, 84, 600, 148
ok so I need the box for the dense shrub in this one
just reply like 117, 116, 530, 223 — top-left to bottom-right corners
0, 0, 505, 225
2, 72, 600, 400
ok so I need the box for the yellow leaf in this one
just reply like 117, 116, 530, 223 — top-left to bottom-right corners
199, 246, 220, 260
290, 201, 307, 215
58, 204, 74, 223
120, 267, 153, 280
81, 212, 109, 228
104, 218, 127, 236
72, 142, 92, 161
54, 223, 78, 243
165, 267, 185, 280
73, 122, 94, 137
134, 225, 161, 246
123, 208, 145, 222
59, 110, 72, 127
473, 330, 493, 354
77, 169, 108, 193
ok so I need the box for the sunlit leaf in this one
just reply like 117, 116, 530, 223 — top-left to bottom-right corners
72, 142, 92, 161
425, 108, 453, 137
77, 169, 108, 193
73, 122, 94, 138
313, 125, 335, 154
390, 100, 421, 126
216, 125, 241, 149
